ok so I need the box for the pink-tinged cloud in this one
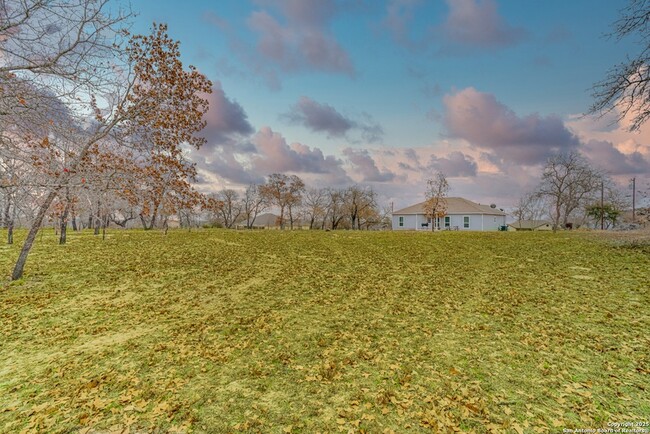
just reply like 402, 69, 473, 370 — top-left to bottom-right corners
284, 96, 383, 142
443, 87, 579, 165
250, 127, 351, 182
285, 96, 354, 137
583, 139, 650, 175
428, 151, 478, 177
368, 146, 533, 209
201, 81, 254, 151
247, 0, 354, 76
192, 150, 265, 186
440, 0, 526, 50
343, 147, 396, 182
397, 149, 478, 177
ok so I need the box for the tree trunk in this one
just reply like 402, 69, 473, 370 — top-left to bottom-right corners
553, 203, 561, 232
140, 213, 156, 230
4, 195, 13, 244
102, 214, 108, 240
59, 210, 69, 245
3, 199, 10, 229
59, 190, 72, 245
279, 206, 285, 230
140, 204, 159, 231
7, 199, 15, 244
88, 213, 93, 230
12, 190, 58, 280
94, 199, 101, 235
7, 218, 14, 245
140, 214, 147, 229
149, 205, 158, 230
71, 210, 78, 231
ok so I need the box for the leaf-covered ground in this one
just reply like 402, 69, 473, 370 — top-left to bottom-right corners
0, 229, 648, 433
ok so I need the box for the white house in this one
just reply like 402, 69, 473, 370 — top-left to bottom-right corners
392, 197, 507, 231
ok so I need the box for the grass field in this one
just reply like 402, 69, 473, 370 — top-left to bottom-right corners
0, 229, 648, 433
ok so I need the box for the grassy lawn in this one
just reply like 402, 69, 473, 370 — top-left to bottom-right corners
0, 229, 648, 433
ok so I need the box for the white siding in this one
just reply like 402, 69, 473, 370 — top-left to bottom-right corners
482, 215, 506, 231
392, 214, 417, 230
392, 213, 506, 231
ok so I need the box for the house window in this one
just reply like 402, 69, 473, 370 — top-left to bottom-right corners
444, 216, 450, 228
494, 217, 497, 223
463, 216, 470, 228
399, 216, 404, 227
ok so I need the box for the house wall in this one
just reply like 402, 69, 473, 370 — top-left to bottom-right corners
392, 214, 417, 230
479, 214, 505, 231
446, 214, 504, 231
392, 214, 506, 231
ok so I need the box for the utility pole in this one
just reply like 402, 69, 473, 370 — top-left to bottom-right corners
601, 181, 604, 230
631, 177, 636, 222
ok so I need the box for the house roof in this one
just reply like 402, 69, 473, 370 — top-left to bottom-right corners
507, 220, 552, 229
393, 197, 506, 216
251, 213, 280, 227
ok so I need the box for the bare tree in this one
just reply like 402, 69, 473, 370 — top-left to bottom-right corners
345, 185, 376, 230
325, 188, 347, 230
259, 173, 305, 229
423, 171, 449, 231
589, 0, 650, 131
110, 208, 137, 228
201, 195, 223, 228
0, 0, 130, 81
378, 205, 393, 230
0, 156, 28, 244
512, 192, 549, 223
286, 182, 305, 230
357, 201, 381, 230
2, 0, 130, 278
216, 189, 242, 229
241, 183, 267, 229
302, 187, 327, 229
536, 152, 604, 231
6, 20, 212, 280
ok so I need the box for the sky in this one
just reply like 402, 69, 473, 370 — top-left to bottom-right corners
125, 0, 650, 209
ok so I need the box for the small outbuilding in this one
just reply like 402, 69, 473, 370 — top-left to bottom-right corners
507, 220, 553, 231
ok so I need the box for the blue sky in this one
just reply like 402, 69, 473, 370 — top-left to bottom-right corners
126, 0, 649, 208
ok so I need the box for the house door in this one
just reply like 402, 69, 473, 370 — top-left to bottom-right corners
428, 217, 441, 230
